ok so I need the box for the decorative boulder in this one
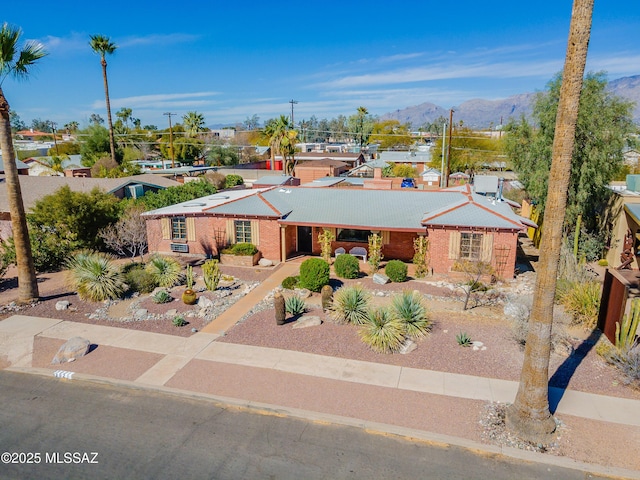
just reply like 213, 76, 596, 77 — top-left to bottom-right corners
294, 288, 312, 299
399, 339, 417, 355
52, 337, 91, 365
258, 258, 274, 267
372, 273, 390, 285
292, 316, 322, 329
55, 300, 70, 311
197, 296, 214, 309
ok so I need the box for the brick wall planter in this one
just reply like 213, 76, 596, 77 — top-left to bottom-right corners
220, 252, 262, 267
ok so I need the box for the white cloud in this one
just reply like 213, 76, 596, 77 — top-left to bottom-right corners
92, 91, 221, 110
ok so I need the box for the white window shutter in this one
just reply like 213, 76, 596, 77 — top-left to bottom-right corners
381, 231, 390, 244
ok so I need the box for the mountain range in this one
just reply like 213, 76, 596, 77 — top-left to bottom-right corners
381, 75, 640, 129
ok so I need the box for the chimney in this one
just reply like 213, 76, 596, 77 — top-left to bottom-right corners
374, 167, 382, 179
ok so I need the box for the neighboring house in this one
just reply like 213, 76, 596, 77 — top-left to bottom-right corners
420, 168, 441, 187
275, 152, 365, 169
0, 174, 180, 240
23, 155, 84, 176
347, 159, 389, 178
144, 184, 532, 278
449, 172, 471, 185
0, 158, 30, 175
623, 148, 640, 168
295, 160, 349, 184
378, 150, 432, 174
252, 175, 300, 189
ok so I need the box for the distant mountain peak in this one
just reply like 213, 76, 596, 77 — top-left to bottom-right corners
382, 75, 640, 128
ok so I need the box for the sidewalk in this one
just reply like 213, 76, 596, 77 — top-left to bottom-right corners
1, 261, 639, 477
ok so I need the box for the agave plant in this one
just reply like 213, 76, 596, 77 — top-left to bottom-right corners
285, 295, 306, 316
145, 255, 183, 288
329, 284, 371, 325
66, 250, 126, 302
391, 290, 432, 339
359, 307, 406, 354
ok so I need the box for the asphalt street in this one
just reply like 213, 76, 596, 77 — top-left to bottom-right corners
0, 371, 613, 480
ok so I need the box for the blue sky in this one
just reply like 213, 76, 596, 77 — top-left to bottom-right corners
3, 0, 639, 129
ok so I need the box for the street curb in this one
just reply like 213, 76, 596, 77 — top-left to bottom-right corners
7, 366, 639, 480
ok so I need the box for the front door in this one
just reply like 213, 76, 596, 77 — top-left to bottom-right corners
297, 226, 313, 253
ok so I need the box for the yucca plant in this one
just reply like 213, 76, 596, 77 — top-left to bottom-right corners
391, 290, 432, 339
285, 296, 306, 315
329, 284, 371, 325
66, 250, 126, 302
145, 255, 183, 288
359, 307, 406, 354
560, 280, 601, 330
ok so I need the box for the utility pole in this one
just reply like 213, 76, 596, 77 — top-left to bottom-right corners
289, 99, 298, 127
49, 121, 59, 156
440, 122, 447, 188
445, 108, 454, 188
163, 112, 176, 168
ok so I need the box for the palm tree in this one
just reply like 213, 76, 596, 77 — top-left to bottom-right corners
89, 34, 117, 165
43, 155, 66, 175
182, 111, 206, 137
505, 0, 594, 443
263, 115, 298, 174
0, 23, 46, 302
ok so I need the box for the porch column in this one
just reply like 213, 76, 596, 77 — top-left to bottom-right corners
280, 225, 287, 262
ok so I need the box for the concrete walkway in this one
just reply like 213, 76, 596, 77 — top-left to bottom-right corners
1, 314, 639, 428
201, 260, 302, 335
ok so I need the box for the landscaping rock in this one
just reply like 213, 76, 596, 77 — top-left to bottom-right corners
294, 288, 311, 299
292, 315, 322, 329
52, 336, 90, 364
197, 296, 214, 309
373, 273, 390, 285
472, 341, 487, 351
258, 258, 274, 267
55, 300, 70, 311
399, 339, 417, 354
133, 308, 148, 320
166, 309, 178, 317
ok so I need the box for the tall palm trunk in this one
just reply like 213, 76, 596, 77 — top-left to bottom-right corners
101, 58, 117, 165
505, 0, 593, 442
0, 88, 39, 302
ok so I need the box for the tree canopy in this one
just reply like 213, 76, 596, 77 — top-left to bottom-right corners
504, 71, 635, 231
369, 120, 412, 150
431, 127, 504, 174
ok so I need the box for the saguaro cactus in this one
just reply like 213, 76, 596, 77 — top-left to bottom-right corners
274, 291, 286, 325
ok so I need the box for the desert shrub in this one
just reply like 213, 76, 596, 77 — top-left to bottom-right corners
334, 254, 360, 279
66, 251, 126, 302
202, 259, 222, 291
223, 242, 258, 256
413, 236, 429, 279
285, 296, 306, 315
145, 255, 183, 288
224, 174, 244, 188
359, 307, 406, 354
124, 266, 158, 293
281, 276, 299, 290
152, 289, 173, 304
385, 260, 407, 282
204, 171, 227, 190
172, 315, 187, 327
597, 259, 608, 266
559, 280, 601, 329
605, 346, 640, 389
391, 290, 431, 338
329, 284, 371, 325
298, 258, 330, 292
